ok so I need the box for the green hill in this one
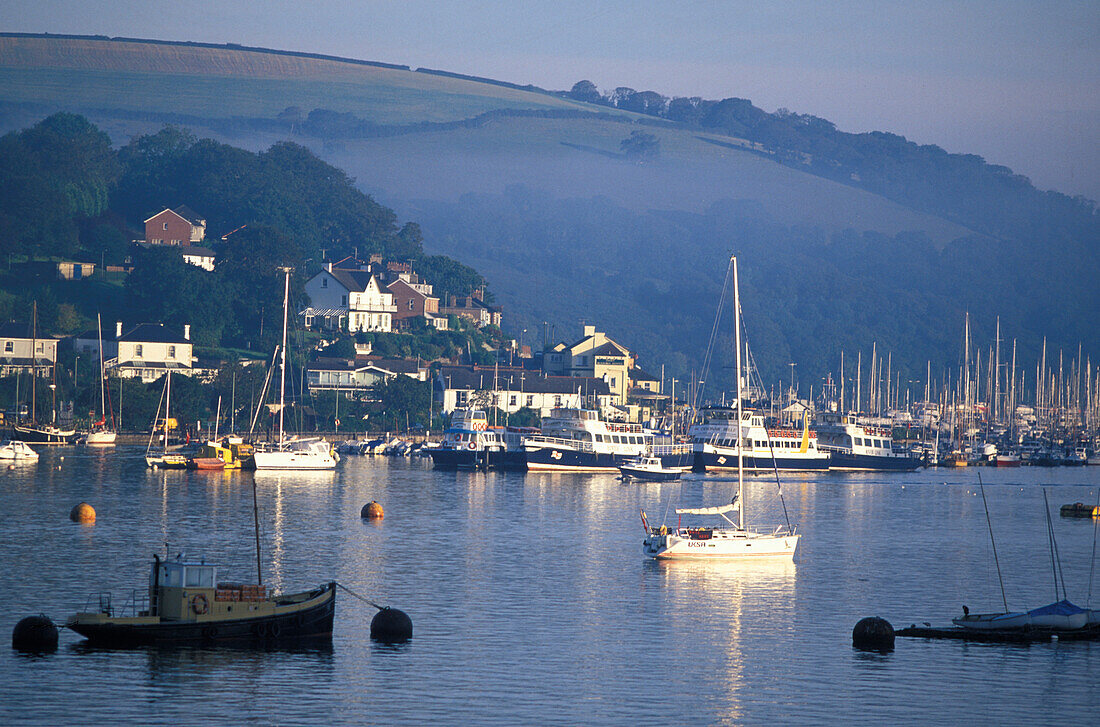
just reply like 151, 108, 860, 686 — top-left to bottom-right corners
1, 33, 1096, 390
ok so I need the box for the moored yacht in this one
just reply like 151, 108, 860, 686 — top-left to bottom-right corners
690, 406, 829, 473
428, 408, 530, 470
523, 408, 692, 473
813, 412, 922, 471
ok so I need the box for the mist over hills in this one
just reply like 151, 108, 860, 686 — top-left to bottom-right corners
1, 33, 1096, 392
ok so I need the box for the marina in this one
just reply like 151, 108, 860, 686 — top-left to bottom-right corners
3, 447, 1100, 724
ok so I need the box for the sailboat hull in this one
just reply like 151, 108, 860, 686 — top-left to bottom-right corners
84, 430, 117, 445
644, 529, 799, 559
12, 423, 78, 444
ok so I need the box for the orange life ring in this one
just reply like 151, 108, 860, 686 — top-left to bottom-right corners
191, 593, 209, 615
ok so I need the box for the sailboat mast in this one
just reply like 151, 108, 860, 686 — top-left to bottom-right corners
277, 269, 291, 445
164, 371, 171, 454
97, 313, 107, 426
732, 255, 744, 530
30, 302, 37, 423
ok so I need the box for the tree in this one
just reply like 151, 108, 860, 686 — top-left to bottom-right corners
370, 375, 431, 429
568, 80, 601, 104
620, 131, 661, 161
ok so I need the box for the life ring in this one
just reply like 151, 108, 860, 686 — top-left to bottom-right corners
269, 622, 282, 638
467, 442, 476, 450
190, 593, 209, 615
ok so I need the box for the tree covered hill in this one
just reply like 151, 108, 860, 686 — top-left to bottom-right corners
0, 113, 485, 353
1, 34, 1096, 390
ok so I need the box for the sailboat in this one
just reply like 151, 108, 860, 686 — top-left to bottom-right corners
145, 371, 187, 469
12, 302, 77, 444
84, 313, 117, 445
252, 269, 338, 470
953, 482, 1088, 631
643, 256, 799, 560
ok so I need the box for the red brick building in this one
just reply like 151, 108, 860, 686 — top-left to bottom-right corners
144, 206, 206, 246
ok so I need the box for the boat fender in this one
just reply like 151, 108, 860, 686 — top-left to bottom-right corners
269, 622, 281, 638
190, 593, 209, 615
659, 525, 668, 535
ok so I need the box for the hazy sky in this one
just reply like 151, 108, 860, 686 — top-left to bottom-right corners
7, 0, 1099, 200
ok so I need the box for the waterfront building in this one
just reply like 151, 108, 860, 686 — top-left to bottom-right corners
0, 321, 57, 376
436, 364, 610, 417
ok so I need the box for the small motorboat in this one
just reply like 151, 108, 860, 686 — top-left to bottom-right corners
187, 456, 226, 471
1060, 502, 1100, 518
952, 600, 1089, 631
619, 456, 682, 482
0, 440, 39, 462
67, 554, 335, 647
146, 453, 189, 469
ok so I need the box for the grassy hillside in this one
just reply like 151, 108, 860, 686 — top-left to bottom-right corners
1, 34, 1094, 389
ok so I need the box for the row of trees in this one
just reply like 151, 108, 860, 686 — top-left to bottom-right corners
565, 81, 1098, 244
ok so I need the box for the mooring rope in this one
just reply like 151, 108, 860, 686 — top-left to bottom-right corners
335, 582, 385, 611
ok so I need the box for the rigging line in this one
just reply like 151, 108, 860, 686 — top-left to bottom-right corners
1043, 488, 1068, 601
694, 257, 734, 411
1042, 488, 1060, 601
1089, 488, 1100, 608
977, 471, 1009, 612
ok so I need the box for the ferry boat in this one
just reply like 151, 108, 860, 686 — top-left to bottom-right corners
66, 554, 335, 647
689, 406, 829, 473
428, 408, 530, 470
813, 412, 922, 471
523, 408, 692, 473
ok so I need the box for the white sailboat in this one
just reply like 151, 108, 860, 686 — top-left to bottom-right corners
252, 270, 338, 471
84, 313, 117, 445
643, 256, 799, 560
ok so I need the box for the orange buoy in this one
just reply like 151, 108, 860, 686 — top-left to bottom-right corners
70, 502, 96, 523
361, 501, 384, 520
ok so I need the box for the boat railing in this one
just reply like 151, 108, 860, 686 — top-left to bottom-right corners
523, 435, 595, 453
82, 589, 149, 616
650, 443, 693, 455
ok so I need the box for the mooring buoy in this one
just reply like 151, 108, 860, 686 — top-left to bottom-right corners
361, 501, 384, 520
69, 502, 95, 523
853, 616, 895, 651
370, 606, 412, 643
12, 615, 59, 652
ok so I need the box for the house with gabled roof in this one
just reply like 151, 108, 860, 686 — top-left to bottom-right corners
542, 325, 635, 406
303, 262, 396, 333
144, 206, 206, 246
82, 321, 196, 382
0, 321, 57, 377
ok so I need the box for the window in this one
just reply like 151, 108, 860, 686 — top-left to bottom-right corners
321, 278, 328, 288
168, 345, 176, 358
526, 395, 534, 407
554, 395, 562, 407
509, 395, 517, 406
36, 342, 43, 352
408, 299, 415, 311
341, 295, 347, 306
163, 222, 168, 230
135, 344, 143, 358
3, 341, 10, 353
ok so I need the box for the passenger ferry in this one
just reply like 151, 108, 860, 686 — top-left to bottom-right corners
689, 406, 829, 473
813, 412, 922, 471
523, 408, 692, 473
429, 408, 531, 470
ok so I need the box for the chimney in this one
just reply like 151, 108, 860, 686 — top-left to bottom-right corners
115, 321, 123, 339
584, 325, 596, 337
184, 324, 191, 340
324, 261, 332, 273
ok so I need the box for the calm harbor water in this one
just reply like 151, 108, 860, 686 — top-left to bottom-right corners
2, 447, 1100, 725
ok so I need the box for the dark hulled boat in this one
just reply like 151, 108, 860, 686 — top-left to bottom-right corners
67, 555, 335, 647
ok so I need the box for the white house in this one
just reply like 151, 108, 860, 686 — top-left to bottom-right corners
0, 321, 57, 376
436, 365, 611, 417
306, 357, 429, 394
107, 322, 195, 382
303, 263, 396, 333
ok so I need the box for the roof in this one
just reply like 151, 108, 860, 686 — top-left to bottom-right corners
590, 341, 629, 358
180, 245, 215, 258
630, 367, 659, 382
173, 205, 205, 224
438, 365, 610, 396
115, 360, 191, 370
362, 357, 424, 374
327, 268, 376, 293
118, 323, 189, 344
306, 357, 368, 373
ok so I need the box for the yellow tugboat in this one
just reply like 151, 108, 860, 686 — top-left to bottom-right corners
66, 554, 335, 646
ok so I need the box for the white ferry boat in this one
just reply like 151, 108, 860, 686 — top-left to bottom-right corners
690, 406, 829, 473
523, 408, 692, 473
813, 412, 922, 471
428, 408, 531, 470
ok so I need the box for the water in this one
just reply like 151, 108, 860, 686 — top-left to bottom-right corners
2, 447, 1100, 725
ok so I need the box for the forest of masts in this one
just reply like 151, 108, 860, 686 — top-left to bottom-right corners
804, 314, 1099, 440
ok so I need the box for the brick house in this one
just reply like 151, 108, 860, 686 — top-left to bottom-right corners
144, 206, 206, 246
387, 278, 447, 330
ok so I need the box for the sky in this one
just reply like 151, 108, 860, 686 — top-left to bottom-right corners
6, 0, 1099, 200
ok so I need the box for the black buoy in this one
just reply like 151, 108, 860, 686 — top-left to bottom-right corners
852, 616, 895, 651
12, 615, 59, 653
370, 606, 413, 643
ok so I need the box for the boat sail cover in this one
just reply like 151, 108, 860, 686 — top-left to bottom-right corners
675, 502, 740, 516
